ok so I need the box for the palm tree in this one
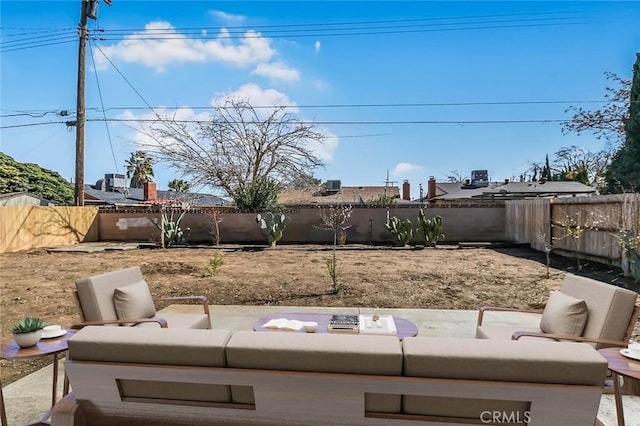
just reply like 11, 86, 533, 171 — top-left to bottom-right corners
168, 179, 191, 192
125, 151, 155, 188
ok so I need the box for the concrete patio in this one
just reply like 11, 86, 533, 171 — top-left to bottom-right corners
3, 305, 640, 425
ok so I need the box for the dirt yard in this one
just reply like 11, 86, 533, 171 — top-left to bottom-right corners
1, 244, 638, 385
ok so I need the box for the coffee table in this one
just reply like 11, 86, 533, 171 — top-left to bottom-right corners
598, 347, 640, 426
253, 313, 418, 339
1, 329, 77, 426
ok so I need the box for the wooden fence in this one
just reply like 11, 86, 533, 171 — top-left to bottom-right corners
506, 194, 640, 272
0, 206, 99, 253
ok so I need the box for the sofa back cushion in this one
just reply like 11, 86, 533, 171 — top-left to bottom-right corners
402, 337, 607, 419
68, 326, 232, 403
225, 331, 403, 413
76, 267, 145, 322
539, 291, 588, 336
560, 273, 638, 347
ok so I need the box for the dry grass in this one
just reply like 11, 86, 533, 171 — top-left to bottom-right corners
1, 245, 637, 385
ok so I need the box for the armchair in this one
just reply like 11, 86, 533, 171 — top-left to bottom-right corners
74, 266, 211, 329
476, 273, 639, 349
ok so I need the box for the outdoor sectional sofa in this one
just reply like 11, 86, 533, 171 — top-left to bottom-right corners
52, 326, 608, 426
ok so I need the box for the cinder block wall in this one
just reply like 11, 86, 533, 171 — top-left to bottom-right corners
98, 205, 505, 244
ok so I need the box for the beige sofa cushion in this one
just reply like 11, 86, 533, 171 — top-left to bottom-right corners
560, 274, 638, 347
403, 337, 607, 385
226, 331, 403, 413
113, 281, 157, 320
539, 291, 588, 336
69, 326, 232, 403
76, 267, 145, 322
402, 337, 607, 419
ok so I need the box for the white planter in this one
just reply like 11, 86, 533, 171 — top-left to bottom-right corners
13, 329, 43, 348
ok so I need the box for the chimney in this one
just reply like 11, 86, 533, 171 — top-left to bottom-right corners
143, 182, 157, 201
427, 176, 436, 199
402, 180, 411, 200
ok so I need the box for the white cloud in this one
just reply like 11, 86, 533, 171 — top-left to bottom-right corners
213, 83, 298, 112
314, 41, 321, 52
392, 162, 424, 176
209, 10, 246, 23
94, 21, 274, 72
310, 127, 338, 162
251, 62, 300, 82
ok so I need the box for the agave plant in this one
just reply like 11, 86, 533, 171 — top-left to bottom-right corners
11, 317, 47, 334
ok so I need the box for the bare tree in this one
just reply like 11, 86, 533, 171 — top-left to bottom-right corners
445, 170, 465, 183
523, 146, 611, 189
553, 146, 612, 188
137, 99, 326, 197
562, 72, 631, 145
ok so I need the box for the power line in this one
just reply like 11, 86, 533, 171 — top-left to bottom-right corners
4, 99, 634, 117
98, 16, 577, 36
89, 40, 119, 173
80, 100, 623, 113
87, 117, 570, 125
1, 31, 78, 46
95, 21, 583, 42
91, 44, 165, 121
94, 11, 579, 33
0, 121, 65, 130
0, 39, 77, 53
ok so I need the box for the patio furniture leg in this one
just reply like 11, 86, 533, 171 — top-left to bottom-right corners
0, 384, 7, 426
51, 353, 59, 408
613, 372, 625, 426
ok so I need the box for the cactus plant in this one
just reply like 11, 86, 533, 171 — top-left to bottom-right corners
417, 210, 444, 247
256, 212, 290, 248
11, 317, 47, 334
385, 212, 413, 246
154, 208, 190, 247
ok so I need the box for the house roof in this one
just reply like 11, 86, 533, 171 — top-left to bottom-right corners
278, 186, 401, 205
83, 184, 227, 207
0, 192, 54, 205
427, 180, 596, 201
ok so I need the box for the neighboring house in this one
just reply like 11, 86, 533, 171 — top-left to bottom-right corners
84, 174, 226, 207
278, 180, 402, 206
422, 175, 597, 204
0, 192, 55, 206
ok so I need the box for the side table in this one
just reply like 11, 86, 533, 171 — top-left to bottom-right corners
1, 329, 76, 426
598, 347, 640, 426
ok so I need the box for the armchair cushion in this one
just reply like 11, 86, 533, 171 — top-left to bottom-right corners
113, 281, 156, 320
539, 291, 588, 337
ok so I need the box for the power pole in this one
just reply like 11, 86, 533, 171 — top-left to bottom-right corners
74, 0, 88, 206
74, 0, 110, 206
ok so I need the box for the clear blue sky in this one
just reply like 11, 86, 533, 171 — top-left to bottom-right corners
2, 1, 639, 199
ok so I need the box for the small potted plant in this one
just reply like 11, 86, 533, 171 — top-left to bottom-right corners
11, 317, 47, 348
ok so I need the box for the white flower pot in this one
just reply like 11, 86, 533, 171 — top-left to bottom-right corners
13, 329, 43, 348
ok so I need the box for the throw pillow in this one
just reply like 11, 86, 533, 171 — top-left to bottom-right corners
113, 280, 157, 320
540, 291, 588, 336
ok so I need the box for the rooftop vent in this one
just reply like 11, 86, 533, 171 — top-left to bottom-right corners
103, 173, 127, 192
324, 180, 341, 193
471, 170, 489, 187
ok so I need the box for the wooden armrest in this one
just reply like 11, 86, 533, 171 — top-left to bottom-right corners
157, 295, 210, 316
70, 317, 168, 329
477, 305, 543, 326
51, 393, 87, 426
511, 331, 628, 347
